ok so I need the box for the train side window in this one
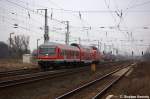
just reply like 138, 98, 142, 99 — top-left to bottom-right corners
73, 51, 74, 56
60, 50, 63, 56
72, 51, 74, 56
75, 51, 77, 56
70, 50, 72, 56
71, 51, 73, 56
62, 50, 65, 56
71, 51, 72, 56
65, 50, 67, 56
68, 50, 70, 56
60, 50, 62, 56
76, 51, 78, 56
62, 50, 64, 56
69, 50, 71, 56
74, 51, 76, 56
70, 51, 72, 56
63, 50, 65, 56
72, 51, 75, 57
64, 50, 66, 56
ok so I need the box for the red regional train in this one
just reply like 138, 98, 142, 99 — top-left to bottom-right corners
37, 42, 102, 69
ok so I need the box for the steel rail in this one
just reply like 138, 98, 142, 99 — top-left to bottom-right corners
0, 68, 40, 77
55, 63, 134, 99
0, 61, 124, 77
0, 67, 89, 88
92, 66, 132, 99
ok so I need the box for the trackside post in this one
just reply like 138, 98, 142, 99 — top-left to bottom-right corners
91, 63, 96, 72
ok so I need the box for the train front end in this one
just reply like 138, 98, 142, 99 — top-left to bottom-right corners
37, 43, 60, 69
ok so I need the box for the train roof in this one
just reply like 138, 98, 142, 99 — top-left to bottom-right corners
40, 42, 61, 46
39, 42, 79, 51
39, 42, 100, 52
89, 46, 98, 50
71, 43, 92, 50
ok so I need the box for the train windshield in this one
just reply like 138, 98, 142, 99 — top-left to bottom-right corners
39, 47, 56, 55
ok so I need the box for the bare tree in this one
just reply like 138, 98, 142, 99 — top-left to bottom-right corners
22, 36, 30, 52
11, 35, 30, 58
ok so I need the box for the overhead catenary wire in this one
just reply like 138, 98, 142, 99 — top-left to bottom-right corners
4, 0, 150, 31
0, 6, 42, 25
0, 14, 43, 35
0, 1, 81, 42
1, 0, 150, 45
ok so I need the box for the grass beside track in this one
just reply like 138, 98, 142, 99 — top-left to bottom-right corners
0, 59, 38, 72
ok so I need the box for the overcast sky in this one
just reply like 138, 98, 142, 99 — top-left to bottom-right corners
0, 0, 150, 55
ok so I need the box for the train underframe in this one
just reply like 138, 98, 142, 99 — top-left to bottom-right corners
38, 60, 99, 70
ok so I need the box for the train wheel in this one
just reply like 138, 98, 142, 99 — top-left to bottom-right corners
38, 62, 49, 71
52, 64, 59, 70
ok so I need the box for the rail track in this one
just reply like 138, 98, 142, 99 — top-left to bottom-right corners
55, 63, 135, 99
0, 66, 91, 88
0, 68, 40, 78
0, 61, 125, 78
0, 61, 129, 89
